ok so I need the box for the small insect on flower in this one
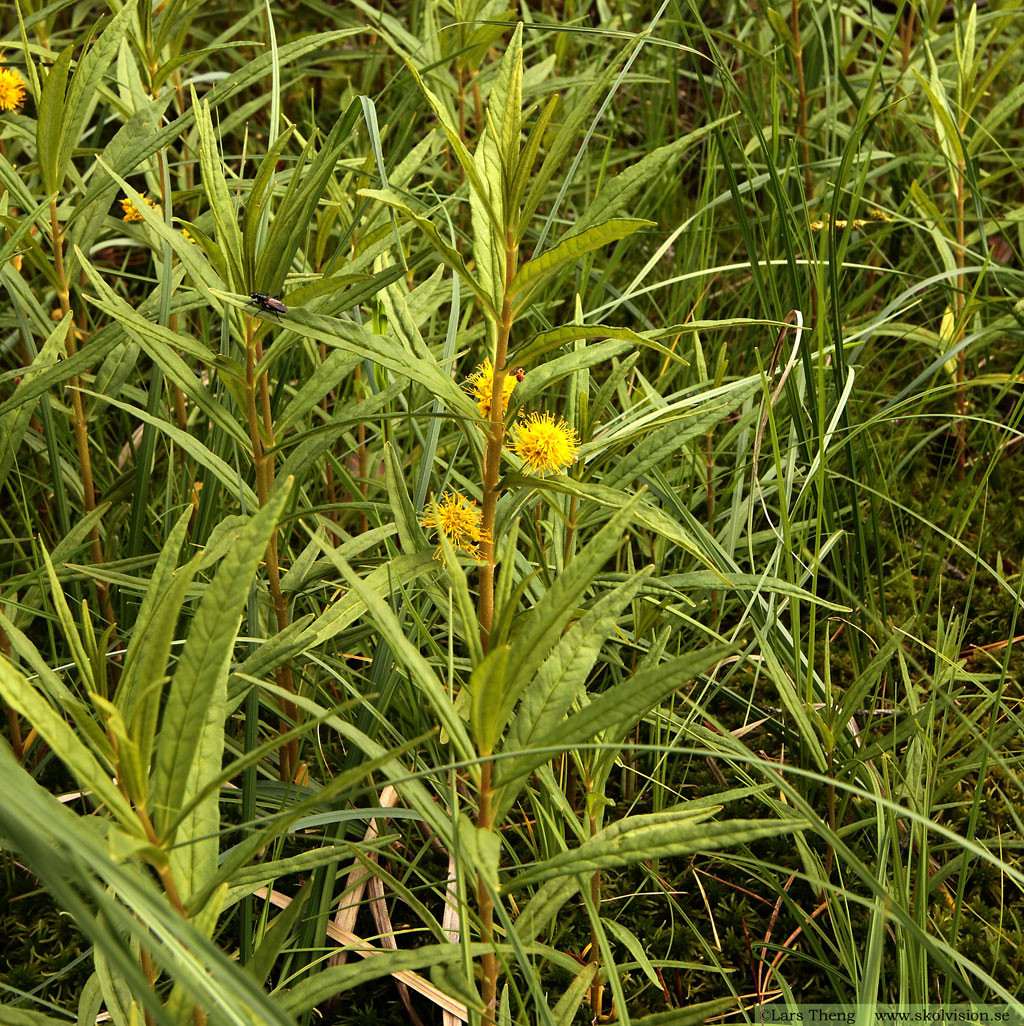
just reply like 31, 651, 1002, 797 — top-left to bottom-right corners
513, 367, 525, 383
249, 291, 288, 318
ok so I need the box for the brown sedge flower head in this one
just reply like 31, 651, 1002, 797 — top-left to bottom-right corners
120, 194, 159, 221
0, 64, 26, 112
422, 491, 490, 562
466, 358, 518, 419
510, 411, 580, 475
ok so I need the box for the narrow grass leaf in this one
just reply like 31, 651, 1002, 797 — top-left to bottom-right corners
357, 189, 498, 319
80, 390, 258, 509
327, 553, 474, 763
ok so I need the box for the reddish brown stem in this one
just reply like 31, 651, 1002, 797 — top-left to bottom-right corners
245, 328, 297, 779
477, 231, 517, 652
475, 760, 497, 1022
50, 199, 114, 623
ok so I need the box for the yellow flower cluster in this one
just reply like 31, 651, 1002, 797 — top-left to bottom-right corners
121, 195, 196, 244
121, 195, 160, 221
809, 209, 890, 232
509, 411, 579, 475
0, 61, 26, 112
465, 359, 578, 475
466, 358, 518, 419
422, 492, 490, 562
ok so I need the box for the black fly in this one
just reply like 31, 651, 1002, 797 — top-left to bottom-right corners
249, 291, 288, 318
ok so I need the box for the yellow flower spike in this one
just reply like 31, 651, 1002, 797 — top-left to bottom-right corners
0, 65, 26, 112
466, 358, 518, 419
510, 411, 580, 475
120, 194, 159, 222
422, 491, 490, 562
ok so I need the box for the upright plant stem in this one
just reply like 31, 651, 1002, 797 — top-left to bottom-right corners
477, 229, 517, 652
475, 227, 517, 1023
49, 198, 112, 622
475, 760, 497, 1021
244, 322, 298, 779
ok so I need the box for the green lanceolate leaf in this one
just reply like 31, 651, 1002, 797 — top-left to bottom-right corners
402, 60, 503, 238
35, 45, 74, 194
568, 121, 728, 239
281, 944, 494, 1015
551, 963, 598, 1026
255, 108, 357, 296
150, 485, 292, 895
241, 126, 296, 288
495, 569, 654, 819
38, 545, 95, 694
458, 814, 502, 893
467, 643, 512, 756
510, 218, 654, 308
0, 658, 140, 833
0, 312, 68, 491
245, 879, 313, 987
599, 377, 762, 492
510, 323, 645, 367
78, 389, 259, 510
221, 288, 479, 422
470, 115, 504, 312
87, 163, 222, 301
77, 252, 248, 445
508, 803, 802, 892
37, 2, 138, 194
491, 498, 643, 756
508, 89, 557, 219
191, 86, 245, 291
496, 645, 733, 799
327, 553, 475, 764
0, 1007, 80, 1025
504, 475, 715, 565
517, 41, 635, 242
115, 508, 203, 774
281, 551, 439, 658
491, 23, 524, 181
0, 746, 293, 1026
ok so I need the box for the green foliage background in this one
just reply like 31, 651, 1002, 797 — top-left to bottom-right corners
1, 1, 1023, 1024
